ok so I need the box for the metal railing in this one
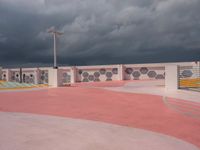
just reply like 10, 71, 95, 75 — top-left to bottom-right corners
178, 62, 200, 91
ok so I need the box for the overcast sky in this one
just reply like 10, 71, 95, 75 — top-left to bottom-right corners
0, 0, 200, 67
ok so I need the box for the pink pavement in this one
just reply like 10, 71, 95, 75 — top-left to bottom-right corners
0, 82, 200, 148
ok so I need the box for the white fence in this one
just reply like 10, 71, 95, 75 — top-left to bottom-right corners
0, 62, 197, 88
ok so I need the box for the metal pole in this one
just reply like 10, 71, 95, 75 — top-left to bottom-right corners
53, 33, 57, 68
48, 27, 63, 69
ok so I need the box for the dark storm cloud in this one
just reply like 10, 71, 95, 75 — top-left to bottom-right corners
0, 0, 200, 67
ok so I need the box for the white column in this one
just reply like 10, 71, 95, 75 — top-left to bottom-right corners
35, 68, 40, 84
48, 68, 63, 87
118, 64, 125, 80
6, 69, 11, 81
165, 65, 179, 91
70, 66, 77, 84
48, 68, 59, 87
33, 69, 39, 84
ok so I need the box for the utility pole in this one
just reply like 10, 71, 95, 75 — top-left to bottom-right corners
48, 27, 63, 69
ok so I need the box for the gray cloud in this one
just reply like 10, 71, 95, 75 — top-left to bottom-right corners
0, 34, 7, 43
0, 0, 200, 67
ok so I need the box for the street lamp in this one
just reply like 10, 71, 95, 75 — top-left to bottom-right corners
48, 27, 63, 69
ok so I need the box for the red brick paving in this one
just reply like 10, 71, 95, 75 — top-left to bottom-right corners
0, 84, 200, 147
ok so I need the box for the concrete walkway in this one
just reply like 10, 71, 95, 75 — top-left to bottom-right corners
0, 80, 200, 149
104, 80, 200, 103
0, 112, 199, 150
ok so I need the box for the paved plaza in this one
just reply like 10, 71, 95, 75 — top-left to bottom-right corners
0, 80, 200, 149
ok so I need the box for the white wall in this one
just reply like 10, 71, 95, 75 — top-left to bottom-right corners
165, 65, 178, 90
48, 68, 59, 87
0, 62, 196, 88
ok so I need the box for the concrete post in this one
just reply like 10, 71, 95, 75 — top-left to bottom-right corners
118, 64, 125, 80
5, 69, 11, 81
34, 69, 40, 84
70, 66, 77, 84
33, 69, 39, 84
48, 68, 63, 87
165, 65, 179, 91
48, 68, 59, 87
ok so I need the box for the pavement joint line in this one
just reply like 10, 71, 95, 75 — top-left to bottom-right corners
162, 96, 200, 120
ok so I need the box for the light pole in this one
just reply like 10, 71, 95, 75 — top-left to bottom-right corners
48, 27, 63, 69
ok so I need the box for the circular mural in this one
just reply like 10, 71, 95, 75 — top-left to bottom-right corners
140, 67, 148, 74
147, 71, 157, 78
155, 74, 165, 79
106, 72, 113, 78
82, 72, 89, 77
125, 68, 133, 74
100, 69, 106, 75
181, 70, 193, 78
112, 68, 118, 74
88, 75, 94, 81
94, 72, 100, 78
132, 71, 141, 78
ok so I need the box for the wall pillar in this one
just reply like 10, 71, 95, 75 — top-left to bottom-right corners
36, 68, 41, 84
7, 69, 12, 81
48, 68, 63, 87
118, 64, 125, 80
48, 68, 59, 87
34, 69, 39, 84
70, 66, 77, 84
165, 65, 179, 91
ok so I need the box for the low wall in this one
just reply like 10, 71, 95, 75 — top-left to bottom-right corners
0, 62, 197, 87
0, 67, 2, 80
1, 68, 49, 84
